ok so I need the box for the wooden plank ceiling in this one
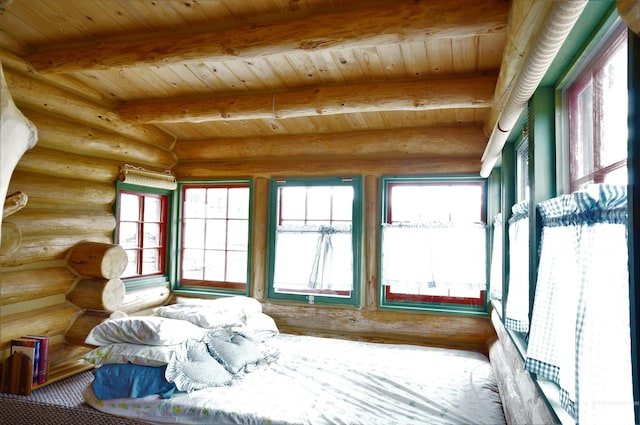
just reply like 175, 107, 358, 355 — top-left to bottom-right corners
0, 0, 511, 166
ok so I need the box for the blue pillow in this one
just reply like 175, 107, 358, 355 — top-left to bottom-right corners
92, 363, 177, 400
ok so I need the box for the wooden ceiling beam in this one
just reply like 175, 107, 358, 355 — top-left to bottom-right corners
119, 74, 496, 124
27, 0, 508, 74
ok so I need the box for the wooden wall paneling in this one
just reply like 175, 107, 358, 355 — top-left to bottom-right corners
262, 303, 495, 353
5, 209, 115, 237
0, 267, 75, 306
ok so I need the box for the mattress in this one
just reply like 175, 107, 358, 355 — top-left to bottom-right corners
84, 333, 505, 425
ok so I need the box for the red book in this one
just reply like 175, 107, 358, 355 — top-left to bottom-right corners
24, 335, 49, 385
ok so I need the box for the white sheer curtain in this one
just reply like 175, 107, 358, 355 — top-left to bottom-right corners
505, 201, 530, 333
525, 184, 633, 424
273, 224, 353, 292
381, 222, 486, 294
489, 213, 503, 303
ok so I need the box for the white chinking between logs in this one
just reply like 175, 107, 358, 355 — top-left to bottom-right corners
0, 60, 38, 247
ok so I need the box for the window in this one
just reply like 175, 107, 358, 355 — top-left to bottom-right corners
567, 23, 628, 192
116, 189, 169, 279
380, 177, 487, 314
178, 182, 251, 294
267, 178, 361, 305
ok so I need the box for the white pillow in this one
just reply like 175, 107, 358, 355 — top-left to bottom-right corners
153, 304, 246, 329
84, 343, 183, 366
231, 313, 279, 342
85, 316, 207, 346
176, 296, 262, 316
155, 296, 263, 329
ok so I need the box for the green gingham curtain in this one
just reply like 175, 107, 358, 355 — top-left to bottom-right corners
524, 184, 634, 424
505, 201, 530, 333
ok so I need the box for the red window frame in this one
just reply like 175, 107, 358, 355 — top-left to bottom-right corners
383, 181, 486, 307
117, 190, 168, 279
179, 183, 250, 292
567, 25, 627, 192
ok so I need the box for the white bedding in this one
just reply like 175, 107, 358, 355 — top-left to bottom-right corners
84, 334, 505, 425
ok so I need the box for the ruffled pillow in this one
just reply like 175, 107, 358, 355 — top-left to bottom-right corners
85, 316, 207, 346
165, 339, 233, 392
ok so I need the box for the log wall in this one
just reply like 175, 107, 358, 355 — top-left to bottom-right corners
0, 47, 177, 378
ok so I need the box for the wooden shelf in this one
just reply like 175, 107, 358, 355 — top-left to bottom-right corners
32, 359, 95, 391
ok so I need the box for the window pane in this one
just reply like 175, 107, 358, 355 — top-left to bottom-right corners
122, 249, 139, 278
184, 188, 206, 218
226, 251, 248, 283
120, 193, 140, 221
183, 218, 206, 249
144, 196, 161, 221
204, 250, 225, 281
205, 219, 227, 250
206, 188, 228, 218
144, 223, 160, 247
279, 187, 307, 222
119, 222, 139, 248
598, 42, 628, 167
228, 187, 250, 219
182, 248, 205, 279
306, 187, 332, 222
227, 219, 249, 250
141, 249, 160, 274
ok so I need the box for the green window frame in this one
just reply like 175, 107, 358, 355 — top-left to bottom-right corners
174, 180, 252, 296
266, 177, 362, 306
379, 176, 488, 315
115, 181, 173, 291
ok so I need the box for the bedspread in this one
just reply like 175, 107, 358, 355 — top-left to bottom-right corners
84, 334, 505, 425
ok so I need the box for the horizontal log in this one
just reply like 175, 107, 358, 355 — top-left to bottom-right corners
16, 146, 120, 183
262, 303, 494, 352
0, 266, 75, 306
174, 157, 481, 179
67, 242, 128, 279
8, 171, 115, 208
28, 0, 508, 73
25, 109, 176, 168
120, 75, 496, 124
175, 125, 487, 161
0, 302, 81, 350
3, 68, 174, 149
120, 285, 171, 314
6, 210, 115, 237
0, 234, 111, 267
67, 278, 125, 311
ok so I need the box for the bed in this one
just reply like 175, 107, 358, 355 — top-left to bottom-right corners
80, 297, 505, 425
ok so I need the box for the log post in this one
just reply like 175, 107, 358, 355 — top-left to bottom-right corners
67, 241, 127, 279
67, 278, 125, 312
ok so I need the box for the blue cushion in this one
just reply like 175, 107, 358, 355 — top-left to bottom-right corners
92, 363, 177, 400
